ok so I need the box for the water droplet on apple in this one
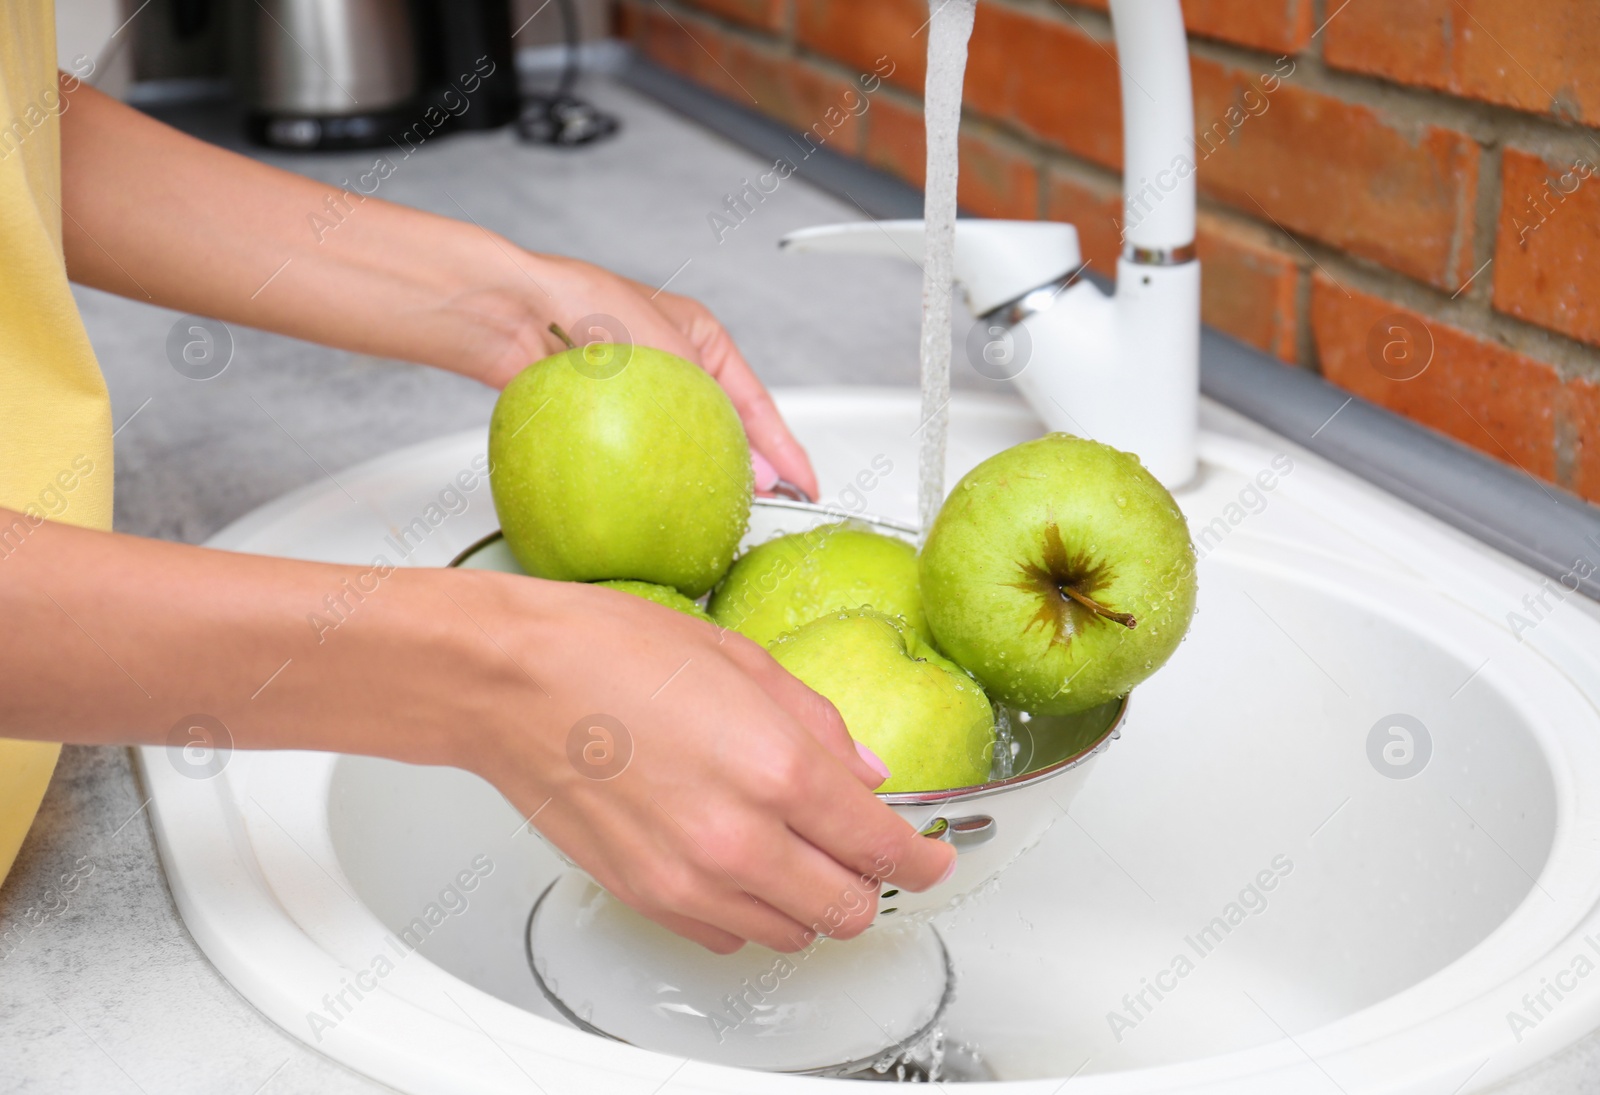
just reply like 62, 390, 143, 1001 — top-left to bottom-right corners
1116, 495, 1127, 507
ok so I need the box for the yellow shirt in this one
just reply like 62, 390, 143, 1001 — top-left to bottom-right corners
0, 0, 115, 887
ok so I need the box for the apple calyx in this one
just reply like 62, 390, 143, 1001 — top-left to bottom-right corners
1013, 521, 1139, 645
549, 322, 577, 349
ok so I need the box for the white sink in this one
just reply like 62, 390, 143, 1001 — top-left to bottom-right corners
141, 388, 1600, 1093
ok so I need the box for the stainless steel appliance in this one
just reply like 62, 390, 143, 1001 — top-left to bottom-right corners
243, 0, 421, 149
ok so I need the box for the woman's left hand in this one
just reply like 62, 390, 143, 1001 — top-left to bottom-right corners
443, 253, 819, 501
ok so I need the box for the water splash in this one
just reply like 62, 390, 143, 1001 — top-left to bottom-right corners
990, 705, 1017, 781
916, 0, 979, 542
861, 1025, 991, 1082
869, 1025, 948, 1082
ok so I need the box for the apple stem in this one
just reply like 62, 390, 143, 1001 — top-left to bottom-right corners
548, 321, 577, 350
1061, 585, 1137, 629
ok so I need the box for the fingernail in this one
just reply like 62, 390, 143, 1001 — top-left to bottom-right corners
855, 740, 891, 782
937, 856, 958, 886
750, 449, 780, 492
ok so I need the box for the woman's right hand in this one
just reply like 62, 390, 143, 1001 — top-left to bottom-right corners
0, 510, 951, 954
436, 569, 957, 953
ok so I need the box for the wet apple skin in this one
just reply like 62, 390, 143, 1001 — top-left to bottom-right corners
919, 434, 1198, 717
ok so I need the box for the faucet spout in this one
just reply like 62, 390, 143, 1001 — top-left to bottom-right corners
1100, 0, 1200, 488
1110, 0, 1197, 261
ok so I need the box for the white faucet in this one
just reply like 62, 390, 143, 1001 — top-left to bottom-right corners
780, 0, 1199, 488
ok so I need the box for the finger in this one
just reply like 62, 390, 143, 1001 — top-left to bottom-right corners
575, 758, 828, 953
637, 907, 748, 955
650, 293, 819, 500
787, 769, 957, 894
750, 449, 781, 495
711, 353, 819, 500
670, 880, 820, 954
566, 280, 703, 365
720, 638, 888, 789
771, 674, 890, 789
745, 833, 882, 941
536, 825, 749, 954
613, 310, 699, 363
614, 280, 721, 369
629, 806, 823, 952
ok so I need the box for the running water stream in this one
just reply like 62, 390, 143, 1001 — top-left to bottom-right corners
915, 0, 978, 542
901, 5, 989, 1077
917, 0, 1020, 798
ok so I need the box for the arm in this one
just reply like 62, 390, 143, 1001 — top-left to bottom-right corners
0, 513, 952, 950
56, 79, 817, 498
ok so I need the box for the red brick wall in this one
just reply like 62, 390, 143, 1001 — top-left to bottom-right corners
617, 0, 1600, 505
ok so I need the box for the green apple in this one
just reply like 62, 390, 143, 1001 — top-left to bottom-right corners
919, 433, 1197, 716
769, 609, 994, 792
708, 522, 929, 647
489, 340, 752, 597
594, 579, 713, 622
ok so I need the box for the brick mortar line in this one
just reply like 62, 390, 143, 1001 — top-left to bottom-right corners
1556, 391, 1583, 485
1032, 145, 1050, 221
1292, 245, 1316, 372
788, 45, 914, 92
1298, 0, 1328, 372
995, 0, 1114, 40
1465, 140, 1504, 311
1239, 46, 1600, 158
1294, 241, 1600, 382
1036, 144, 1120, 190
644, 0, 982, 97
1188, 195, 1319, 370
957, 114, 1051, 171
1307, 0, 1327, 64
645, 0, 800, 59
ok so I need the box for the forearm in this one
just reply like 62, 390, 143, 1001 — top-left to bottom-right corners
0, 510, 496, 768
56, 78, 821, 493
57, 80, 555, 385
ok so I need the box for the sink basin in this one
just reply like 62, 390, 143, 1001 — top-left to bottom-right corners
140, 388, 1600, 1092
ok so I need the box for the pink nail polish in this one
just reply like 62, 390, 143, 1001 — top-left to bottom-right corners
855, 740, 891, 782
750, 449, 780, 492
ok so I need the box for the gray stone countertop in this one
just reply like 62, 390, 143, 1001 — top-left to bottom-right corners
1, 73, 1594, 1095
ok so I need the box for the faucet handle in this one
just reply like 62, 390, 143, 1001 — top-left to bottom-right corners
780, 219, 1082, 316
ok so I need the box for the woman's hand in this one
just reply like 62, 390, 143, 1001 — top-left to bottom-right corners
442, 570, 955, 952
434, 254, 819, 501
